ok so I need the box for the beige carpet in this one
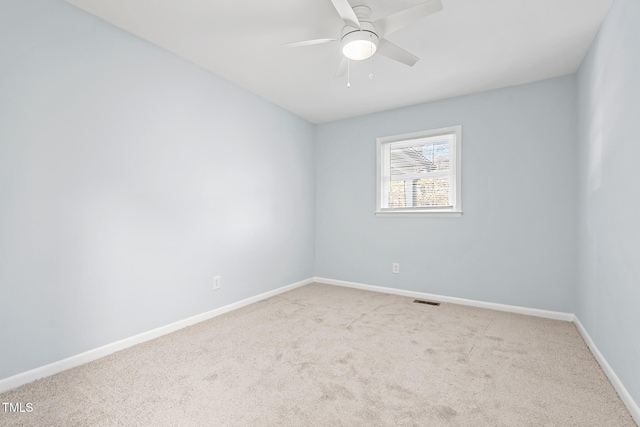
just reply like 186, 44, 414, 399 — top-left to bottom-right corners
0, 283, 635, 426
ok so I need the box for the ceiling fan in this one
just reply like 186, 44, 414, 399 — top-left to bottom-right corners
284, 0, 443, 78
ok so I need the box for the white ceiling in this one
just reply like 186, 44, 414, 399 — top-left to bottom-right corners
65, 0, 612, 124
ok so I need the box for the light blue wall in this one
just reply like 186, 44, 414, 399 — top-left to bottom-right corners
315, 76, 577, 312
0, 0, 315, 380
576, 0, 640, 407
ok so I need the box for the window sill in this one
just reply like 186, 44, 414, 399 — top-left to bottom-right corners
375, 210, 462, 218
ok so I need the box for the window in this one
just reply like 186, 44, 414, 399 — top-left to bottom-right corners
376, 126, 462, 217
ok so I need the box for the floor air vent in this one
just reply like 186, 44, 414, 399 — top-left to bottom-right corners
413, 299, 441, 306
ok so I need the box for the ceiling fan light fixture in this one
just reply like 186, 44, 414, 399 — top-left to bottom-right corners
341, 30, 378, 61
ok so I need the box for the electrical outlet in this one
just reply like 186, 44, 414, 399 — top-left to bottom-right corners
392, 263, 400, 274
213, 276, 221, 290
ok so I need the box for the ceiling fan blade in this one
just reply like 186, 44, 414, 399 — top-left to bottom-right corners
330, 0, 361, 29
376, 39, 420, 66
374, 0, 442, 37
283, 38, 338, 48
334, 57, 348, 78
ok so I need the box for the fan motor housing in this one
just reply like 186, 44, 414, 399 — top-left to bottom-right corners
341, 21, 379, 61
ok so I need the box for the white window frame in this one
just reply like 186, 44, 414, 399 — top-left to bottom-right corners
376, 125, 462, 217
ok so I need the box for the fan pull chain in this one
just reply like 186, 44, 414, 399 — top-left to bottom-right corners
347, 59, 351, 88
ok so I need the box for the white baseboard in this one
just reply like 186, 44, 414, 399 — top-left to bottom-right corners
0, 277, 314, 394
574, 317, 640, 424
314, 277, 574, 321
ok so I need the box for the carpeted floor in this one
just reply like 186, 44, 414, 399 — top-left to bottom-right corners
0, 283, 636, 426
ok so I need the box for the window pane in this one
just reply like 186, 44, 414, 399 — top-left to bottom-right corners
387, 177, 450, 208
389, 180, 406, 208
416, 177, 450, 207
